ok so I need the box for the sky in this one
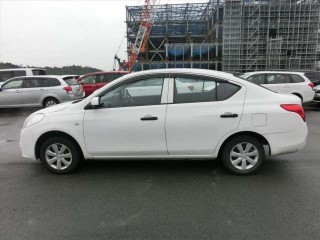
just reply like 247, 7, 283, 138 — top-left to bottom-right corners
0, 0, 208, 71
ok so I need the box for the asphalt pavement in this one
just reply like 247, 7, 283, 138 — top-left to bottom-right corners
0, 104, 320, 240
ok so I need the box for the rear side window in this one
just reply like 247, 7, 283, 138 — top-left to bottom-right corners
23, 78, 48, 88
48, 78, 61, 87
290, 74, 305, 83
267, 74, 290, 84
64, 79, 78, 86
32, 70, 46, 75
0, 71, 14, 82
13, 70, 26, 77
174, 77, 240, 104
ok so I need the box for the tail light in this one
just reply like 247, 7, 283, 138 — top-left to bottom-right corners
308, 82, 314, 90
63, 86, 73, 94
281, 104, 306, 122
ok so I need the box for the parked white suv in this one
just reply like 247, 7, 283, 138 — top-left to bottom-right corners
20, 69, 307, 175
241, 71, 315, 103
0, 75, 84, 108
0, 68, 46, 87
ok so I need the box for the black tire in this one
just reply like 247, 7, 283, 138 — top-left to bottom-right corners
221, 135, 265, 175
40, 137, 81, 174
43, 97, 59, 108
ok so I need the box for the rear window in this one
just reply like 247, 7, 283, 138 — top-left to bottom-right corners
64, 78, 78, 86
304, 72, 315, 81
32, 70, 46, 76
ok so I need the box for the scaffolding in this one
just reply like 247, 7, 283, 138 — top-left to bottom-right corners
126, 0, 320, 72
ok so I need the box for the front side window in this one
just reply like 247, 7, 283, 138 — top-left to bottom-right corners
246, 74, 266, 85
81, 75, 97, 84
2, 79, 23, 90
99, 74, 113, 83
174, 77, 240, 104
99, 78, 164, 108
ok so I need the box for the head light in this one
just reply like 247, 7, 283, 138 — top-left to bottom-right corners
23, 113, 45, 128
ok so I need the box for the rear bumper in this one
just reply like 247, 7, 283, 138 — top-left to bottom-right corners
263, 126, 307, 156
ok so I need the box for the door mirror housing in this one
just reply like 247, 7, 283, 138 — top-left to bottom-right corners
90, 96, 101, 108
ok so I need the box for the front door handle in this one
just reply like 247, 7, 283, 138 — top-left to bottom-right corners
220, 112, 238, 118
140, 115, 158, 121
15, 90, 21, 93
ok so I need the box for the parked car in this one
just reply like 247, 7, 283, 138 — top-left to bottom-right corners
0, 68, 46, 87
0, 75, 84, 108
20, 69, 307, 175
241, 71, 315, 103
314, 85, 320, 103
78, 71, 129, 96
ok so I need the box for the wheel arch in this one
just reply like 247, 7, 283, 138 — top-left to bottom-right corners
217, 131, 271, 158
35, 130, 84, 160
292, 93, 303, 101
42, 95, 60, 107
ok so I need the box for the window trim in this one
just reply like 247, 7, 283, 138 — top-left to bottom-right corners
169, 75, 240, 105
84, 73, 169, 110
1, 78, 24, 90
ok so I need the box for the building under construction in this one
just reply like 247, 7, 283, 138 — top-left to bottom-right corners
126, 0, 320, 73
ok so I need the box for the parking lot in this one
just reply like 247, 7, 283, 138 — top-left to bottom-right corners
0, 103, 320, 240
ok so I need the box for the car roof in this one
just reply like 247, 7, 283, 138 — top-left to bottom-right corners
0, 68, 45, 71
242, 71, 304, 75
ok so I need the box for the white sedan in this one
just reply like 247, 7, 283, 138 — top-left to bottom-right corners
20, 69, 307, 175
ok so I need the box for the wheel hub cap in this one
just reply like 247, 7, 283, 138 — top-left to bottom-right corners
230, 142, 259, 170
45, 143, 72, 170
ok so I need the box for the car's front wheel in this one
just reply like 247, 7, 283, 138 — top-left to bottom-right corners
40, 137, 81, 174
221, 135, 265, 175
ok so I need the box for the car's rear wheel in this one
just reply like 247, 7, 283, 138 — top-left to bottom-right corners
221, 135, 264, 175
43, 98, 59, 108
40, 137, 81, 174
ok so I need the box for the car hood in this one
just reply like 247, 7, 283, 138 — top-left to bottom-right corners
36, 101, 72, 115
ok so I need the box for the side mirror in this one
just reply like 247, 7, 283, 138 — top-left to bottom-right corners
90, 97, 101, 108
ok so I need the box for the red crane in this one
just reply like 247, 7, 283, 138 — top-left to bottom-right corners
122, 0, 157, 72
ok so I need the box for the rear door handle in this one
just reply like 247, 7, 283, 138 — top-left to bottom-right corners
220, 112, 238, 118
15, 90, 21, 93
140, 115, 158, 121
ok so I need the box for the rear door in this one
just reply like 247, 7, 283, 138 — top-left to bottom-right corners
165, 74, 245, 156
21, 77, 48, 106
0, 78, 24, 106
265, 74, 291, 93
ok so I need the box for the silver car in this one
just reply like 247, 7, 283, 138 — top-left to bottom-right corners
0, 75, 84, 108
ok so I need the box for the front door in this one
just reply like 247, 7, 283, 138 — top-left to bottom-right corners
165, 75, 245, 156
83, 76, 169, 157
0, 78, 24, 107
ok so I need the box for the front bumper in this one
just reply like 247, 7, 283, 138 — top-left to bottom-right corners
19, 126, 39, 161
